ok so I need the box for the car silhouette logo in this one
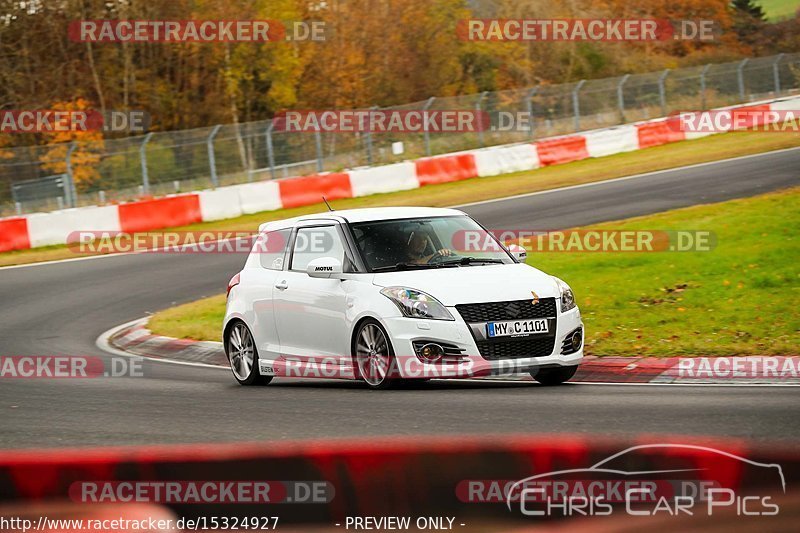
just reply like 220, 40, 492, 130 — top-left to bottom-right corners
505, 443, 787, 512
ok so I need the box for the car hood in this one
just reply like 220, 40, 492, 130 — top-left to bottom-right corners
371, 263, 560, 306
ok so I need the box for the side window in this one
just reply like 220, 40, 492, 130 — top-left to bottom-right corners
291, 226, 344, 271
256, 229, 291, 270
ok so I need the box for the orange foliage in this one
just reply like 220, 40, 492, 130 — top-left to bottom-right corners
39, 99, 104, 190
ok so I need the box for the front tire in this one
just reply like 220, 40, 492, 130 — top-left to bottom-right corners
226, 321, 272, 386
531, 365, 578, 385
353, 319, 399, 390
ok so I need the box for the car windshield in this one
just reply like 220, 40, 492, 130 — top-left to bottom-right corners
349, 215, 514, 272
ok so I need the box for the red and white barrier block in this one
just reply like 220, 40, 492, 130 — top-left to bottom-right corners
470, 144, 539, 177
26, 206, 122, 248
349, 162, 419, 195
0, 217, 29, 252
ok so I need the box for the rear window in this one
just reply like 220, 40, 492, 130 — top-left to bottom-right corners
254, 228, 292, 270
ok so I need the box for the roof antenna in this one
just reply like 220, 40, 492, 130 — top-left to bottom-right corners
322, 196, 335, 211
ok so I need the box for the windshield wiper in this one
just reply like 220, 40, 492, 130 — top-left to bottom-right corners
439, 257, 505, 266
371, 262, 457, 272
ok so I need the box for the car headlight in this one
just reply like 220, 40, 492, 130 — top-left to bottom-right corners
554, 277, 576, 312
380, 287, 454, 320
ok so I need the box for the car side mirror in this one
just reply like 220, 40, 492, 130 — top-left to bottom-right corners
306, 257, 343, 279
507, 243, 527, 262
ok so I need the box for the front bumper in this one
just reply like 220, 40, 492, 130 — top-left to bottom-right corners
383, 306, 584, 379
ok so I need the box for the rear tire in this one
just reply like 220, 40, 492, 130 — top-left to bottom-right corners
353, 319, 399, 390
531, 365, 578, 385
225, 320, 273, 386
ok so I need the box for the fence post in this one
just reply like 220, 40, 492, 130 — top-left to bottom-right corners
366, 106, 377, 165
11, 183, 21, 214
526, 87, 538, 140
423, 97, 435, 156
139, 132, 152, 195
773, 53, 785, 95
265, 122, 276, 180
65, 142, 77, 208
572, 80, 586, 131
207, 125, 221, 187
700, 64, 711, 110
617, 74, 630, 123
658, 69, 670, 116
476, 91, 488, 148
737, 58, 749, 102
314, 128, 323, 173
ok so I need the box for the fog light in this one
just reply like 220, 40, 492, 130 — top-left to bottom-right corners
420, 343, 444, 362
571, 330, 583, 351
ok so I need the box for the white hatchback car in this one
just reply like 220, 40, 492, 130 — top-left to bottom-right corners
224, 207, 583, 389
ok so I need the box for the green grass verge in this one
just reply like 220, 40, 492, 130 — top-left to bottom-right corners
1, 127, 799, 267
148, 294, 228, 342
758, 0, 799, 20
148, 187, 800, 357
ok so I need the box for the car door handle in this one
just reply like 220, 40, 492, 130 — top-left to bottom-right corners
275, 280, 289, 290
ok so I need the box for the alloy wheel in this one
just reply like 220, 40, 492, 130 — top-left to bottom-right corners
355, 323, 391, 386
228, 322, 255, 381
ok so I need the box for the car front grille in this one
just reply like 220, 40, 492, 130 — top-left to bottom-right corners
456, 298, 557, 323
456, 298, 559, 361
476, 336, 557, 360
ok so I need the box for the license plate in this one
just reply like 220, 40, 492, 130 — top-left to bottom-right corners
487, 318, 549, 338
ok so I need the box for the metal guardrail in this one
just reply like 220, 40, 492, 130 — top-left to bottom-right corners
0, 52, 798, 216
10, 174, 70, 215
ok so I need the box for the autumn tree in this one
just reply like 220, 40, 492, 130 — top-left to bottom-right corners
39, 99, 104, 191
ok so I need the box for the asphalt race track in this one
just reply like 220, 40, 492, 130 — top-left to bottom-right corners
1, 148, 799, 449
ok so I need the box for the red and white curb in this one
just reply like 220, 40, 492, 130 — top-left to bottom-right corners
98, 318, 800, 385
97, 317, 226, 370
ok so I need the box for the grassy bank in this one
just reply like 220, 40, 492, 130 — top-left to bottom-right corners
148, 187, 800, 357
1, 127, 799, 268
759, 0, 799, 20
